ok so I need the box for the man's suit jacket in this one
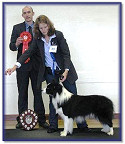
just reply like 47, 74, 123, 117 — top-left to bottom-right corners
17, 30, 78, 88
9, 21, 41, 71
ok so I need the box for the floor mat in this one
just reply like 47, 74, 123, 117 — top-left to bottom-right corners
3, 128, 121, 141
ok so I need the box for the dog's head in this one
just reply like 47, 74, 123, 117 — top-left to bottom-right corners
43, 80, 63, 97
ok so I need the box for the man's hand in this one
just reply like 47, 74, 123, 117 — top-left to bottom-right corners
5, 65, 18, 75
15, 37, 23, 47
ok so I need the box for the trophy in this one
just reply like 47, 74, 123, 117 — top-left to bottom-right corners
19, 109, 38, 130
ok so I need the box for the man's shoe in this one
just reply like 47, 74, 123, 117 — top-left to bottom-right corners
47, 127, 58, 133
39, 122, 49, 129
16, 122, 23, 129
78, 126, 92, 132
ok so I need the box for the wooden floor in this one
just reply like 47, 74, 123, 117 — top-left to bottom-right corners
5, 119, 119, 129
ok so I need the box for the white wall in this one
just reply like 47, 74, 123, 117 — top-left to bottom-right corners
4, 4, 120, 114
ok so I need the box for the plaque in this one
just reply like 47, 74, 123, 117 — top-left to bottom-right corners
19, 109, 38, 131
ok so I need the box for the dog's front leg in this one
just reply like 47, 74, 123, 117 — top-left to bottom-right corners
60, 116, 69, 137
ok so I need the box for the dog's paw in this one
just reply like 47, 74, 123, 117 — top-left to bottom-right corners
60, 131, 67, 136
107, 131, 114, 135
101, 128, 105, 132
68, 131, 73, 135
101, 125, 111, 133
101, 128, 108, 133
101, 128, 114, 135
107, 128, 114, 135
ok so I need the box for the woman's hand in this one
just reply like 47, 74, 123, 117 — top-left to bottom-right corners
60, 69, 69, 82
5, 65, 18, 75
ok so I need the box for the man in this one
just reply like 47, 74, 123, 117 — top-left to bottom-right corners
9, 6, 49, 129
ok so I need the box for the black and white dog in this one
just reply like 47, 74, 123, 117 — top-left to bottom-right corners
43, 80, 114, 136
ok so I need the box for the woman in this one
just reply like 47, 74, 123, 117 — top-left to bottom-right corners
5, 15, 89, 133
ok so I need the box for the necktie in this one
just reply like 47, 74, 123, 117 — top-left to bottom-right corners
28, 26, 33, 40
22, 26, 33, 63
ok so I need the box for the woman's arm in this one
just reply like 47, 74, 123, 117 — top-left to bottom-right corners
17, 39, 37, 64
56, 31, 71, 70
5, 39, 37, 75
56, 31, 71, 82
5, 65, 18, 75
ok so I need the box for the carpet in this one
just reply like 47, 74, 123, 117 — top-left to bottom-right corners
3, 128, 121, 141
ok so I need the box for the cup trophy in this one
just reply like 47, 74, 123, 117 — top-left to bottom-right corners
19, 109, 38, 130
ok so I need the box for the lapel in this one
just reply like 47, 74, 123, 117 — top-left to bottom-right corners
17, 22, 26, 48
37, 38, 45, 63
37, 33, 59, 65
20, 21, 35, 33
20, 22, 26, 33
51, 36, 58, 58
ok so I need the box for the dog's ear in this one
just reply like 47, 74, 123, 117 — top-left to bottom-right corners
52, 79, 60, 86
51, 79, 58, 84
56, 84, 62, 95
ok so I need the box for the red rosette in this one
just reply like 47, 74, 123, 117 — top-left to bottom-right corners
20, 31, 32, 43
20, 31, 32, 63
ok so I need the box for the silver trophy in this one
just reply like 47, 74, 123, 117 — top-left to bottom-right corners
19, 109, 38, 130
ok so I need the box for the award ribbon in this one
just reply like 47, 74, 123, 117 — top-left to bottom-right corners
20, 31, 32, 63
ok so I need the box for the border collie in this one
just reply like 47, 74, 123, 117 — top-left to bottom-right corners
43, 80, 114, 136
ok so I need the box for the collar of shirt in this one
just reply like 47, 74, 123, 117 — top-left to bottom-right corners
41, 34, 59, 70
41, 34, 56, 44
25, 22, 34, 31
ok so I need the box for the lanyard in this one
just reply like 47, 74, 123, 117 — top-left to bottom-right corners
50, 52, 56, 76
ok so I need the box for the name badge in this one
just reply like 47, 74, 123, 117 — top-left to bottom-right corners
49, 45, 57, 53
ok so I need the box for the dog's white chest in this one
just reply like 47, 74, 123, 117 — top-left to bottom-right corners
52, 98, 58, 110
52, 98, 65, 120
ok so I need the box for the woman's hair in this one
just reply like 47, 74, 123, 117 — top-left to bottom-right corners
33, 15, 55, 39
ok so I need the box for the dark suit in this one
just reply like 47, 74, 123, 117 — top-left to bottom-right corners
10, 22, 46, 124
